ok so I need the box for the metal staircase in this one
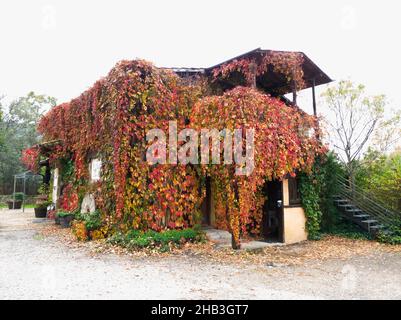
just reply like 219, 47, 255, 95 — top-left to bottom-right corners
333, 175, 401, 236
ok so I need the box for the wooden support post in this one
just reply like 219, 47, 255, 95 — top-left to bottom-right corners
312, 78, 317, 116
12, 175, 16, 209
291, 68, 297, 105
248, 62, 257, 88
44, 164, 51, 185
292, 82, 297, 105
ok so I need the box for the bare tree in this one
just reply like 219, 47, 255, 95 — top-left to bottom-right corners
322, 80, 401, 188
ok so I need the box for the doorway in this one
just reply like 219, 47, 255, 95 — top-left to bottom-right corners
201, 177, 211, 226
262, 180, 284, 242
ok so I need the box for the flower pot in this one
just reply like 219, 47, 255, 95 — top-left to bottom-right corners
59, 215, 74, 228
7, 201, 22, 210
34, 207, 47, 218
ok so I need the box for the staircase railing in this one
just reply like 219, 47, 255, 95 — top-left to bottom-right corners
335, 174, 401, 226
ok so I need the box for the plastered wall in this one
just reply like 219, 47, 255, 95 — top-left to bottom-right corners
282, 178, 308, 244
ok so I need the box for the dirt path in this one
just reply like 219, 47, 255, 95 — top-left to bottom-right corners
1, 209, 401, 299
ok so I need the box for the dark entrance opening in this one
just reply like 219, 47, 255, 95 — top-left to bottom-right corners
201, 177, 211, 226
262, 180, 284, 242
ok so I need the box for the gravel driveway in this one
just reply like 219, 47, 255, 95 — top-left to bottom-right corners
1, 209, 401, 300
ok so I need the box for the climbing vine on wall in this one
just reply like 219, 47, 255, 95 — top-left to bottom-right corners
24, 56, 326, 247
298, 153, 345, 238
59, 183, 79, 212
191, 87, 325, 248
35, 60, 206, 231
298, 155, 330, 239
299, 172, 323, 240
211, 51, 306, 91
21, 146, 40, 172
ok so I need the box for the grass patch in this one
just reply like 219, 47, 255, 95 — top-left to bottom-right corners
108, 227, 206, 252
0, 203, 36, 209
33, 233, 45, 241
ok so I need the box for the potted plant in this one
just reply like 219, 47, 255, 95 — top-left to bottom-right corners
6, 192, 24, 209
34, 201, 51, 218
56, 211, 75, 228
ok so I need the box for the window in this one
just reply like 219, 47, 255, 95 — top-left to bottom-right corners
90, 158, 102, 182
288, 177, 301, 205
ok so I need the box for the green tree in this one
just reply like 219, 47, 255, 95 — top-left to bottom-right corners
0, 92, 56, 194
356, 149, 401, 211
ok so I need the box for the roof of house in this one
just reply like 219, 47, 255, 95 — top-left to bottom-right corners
166, 48, 332, 95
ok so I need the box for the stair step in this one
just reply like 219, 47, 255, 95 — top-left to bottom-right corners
338, 204, 354, 207
334, 199, 348, 202
362, 220, 378, 224
353, 214, 369, 218
369, 225, 385, 230
346, 209, 363, 212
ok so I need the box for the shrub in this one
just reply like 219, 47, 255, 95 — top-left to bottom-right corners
71, 220, 88, 241
71, 210, 108, 241
299, 152, 345, 239
356, 150, 401, 212
377, 220, 401, 245
107, 231, 125, 245
82, 210, 102, 231
12, 192, 25, 201
74, 210, 102, 230
107, 227, 205, 251
319, 152, 345, 232
35, 201, 52, 209
89, 229, 105, 240
57, 211, 74, 218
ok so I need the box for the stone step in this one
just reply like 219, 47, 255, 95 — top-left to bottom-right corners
333, 196, 391, 235
361, 219, 378, 225
353, 214, 370, 219
369, 225, 385, 230
346, 208, 363, 212
338, 204, 354, 208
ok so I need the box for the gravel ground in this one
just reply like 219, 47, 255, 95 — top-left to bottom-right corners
1, 209, 401, 300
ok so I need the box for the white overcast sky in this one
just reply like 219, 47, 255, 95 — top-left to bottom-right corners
1, 0, 400, 116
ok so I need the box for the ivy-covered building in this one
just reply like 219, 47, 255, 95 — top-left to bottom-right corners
26, 48, 332, 248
